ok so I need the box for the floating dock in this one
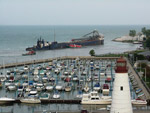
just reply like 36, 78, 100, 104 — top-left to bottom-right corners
15, 99, 81, 104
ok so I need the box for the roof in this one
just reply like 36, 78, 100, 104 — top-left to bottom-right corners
117, 57, 126, 62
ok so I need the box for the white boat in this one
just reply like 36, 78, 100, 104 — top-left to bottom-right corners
30, 90, 37, 95
0, 97, 15, 104
24, 65, 29, 71
132, 98, 147, 105
42, 76, 48, 83
20, 97, 41, 104
7, 85, 16, 91
55, 84, 63, 90
36, 86, 43, 92
0, 74, 6, 82
54, 69, 60, 74
72, 75, 78, 81
33, 75, 39, 82
93, 82, 101, 91
81, 91, 111, 105
46, 85, 54, 91
53, 91, 60, 99
33, 69, 39, 75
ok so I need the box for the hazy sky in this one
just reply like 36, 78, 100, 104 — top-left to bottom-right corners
0, 0, 150, 25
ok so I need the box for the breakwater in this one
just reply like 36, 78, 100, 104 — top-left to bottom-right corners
0, 56, 119, 69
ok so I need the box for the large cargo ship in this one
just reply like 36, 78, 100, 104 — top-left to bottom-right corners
26, 30, 104, 51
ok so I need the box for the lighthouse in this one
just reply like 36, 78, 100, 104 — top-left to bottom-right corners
110, 57, 133, 113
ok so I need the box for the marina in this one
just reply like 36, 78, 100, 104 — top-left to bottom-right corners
0, 56, 150, 113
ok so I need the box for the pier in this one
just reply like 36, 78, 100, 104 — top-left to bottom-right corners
126, 58, 150, 100
15, 99, 81, 104
0, 56, 119, 69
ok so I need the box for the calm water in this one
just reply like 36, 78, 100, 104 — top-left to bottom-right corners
0, 25, 149, 64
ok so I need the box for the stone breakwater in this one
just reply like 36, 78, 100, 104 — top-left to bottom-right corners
112, 35, 143, 42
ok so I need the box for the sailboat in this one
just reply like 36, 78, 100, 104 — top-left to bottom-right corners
53, 90, 60, 99
83, 83, 89, 92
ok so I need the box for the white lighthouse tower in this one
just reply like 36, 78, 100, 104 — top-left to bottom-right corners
110, 57, 133, 113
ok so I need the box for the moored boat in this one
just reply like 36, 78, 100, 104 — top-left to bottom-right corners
22, 50, 36, 56
0, 97, 15, 104
20, 97, 41, 104
132, 98, 147, 105
81, 91, 111, 105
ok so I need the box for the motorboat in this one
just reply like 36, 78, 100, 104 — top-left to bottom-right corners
93, 82, 101, 91
42, 75, 48, 83
72, 75, 79, 81
55, 83, 63, 90
33, 75, 39, 82
53, 91, 60, 99
65, 83, 72, 92
132, 98, 147, 105
46, 85, 54, 91
81, 91, 111, 105
33, 69, 39, 75
40, 93, 50, 100
7, 84, 16, 91
20, 97, 41, 104
102, 84, 110, 95
0, 97, 15, 104
17, 85, 24, 92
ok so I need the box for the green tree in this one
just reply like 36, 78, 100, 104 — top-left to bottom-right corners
146, 37, 150, 49
142, 27, 147, 35
129, 30, 136, 37
89, 49, 95, 56
145, 29, 150, 38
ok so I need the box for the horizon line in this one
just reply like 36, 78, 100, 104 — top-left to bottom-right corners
0, 24, 150, 26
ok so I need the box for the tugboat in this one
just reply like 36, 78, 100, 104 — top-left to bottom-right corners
22, 50, 36, 56
26, 30, 104, 51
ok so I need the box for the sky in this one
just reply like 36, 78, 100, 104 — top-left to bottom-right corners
0, 0, 150, 25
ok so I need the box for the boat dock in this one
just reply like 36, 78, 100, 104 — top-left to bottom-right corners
34, 110, 150, 113
15, 99, 81, 104
0, 56, 119, 69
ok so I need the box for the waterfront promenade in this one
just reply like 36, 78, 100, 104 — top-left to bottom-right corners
126, 58, 150, 100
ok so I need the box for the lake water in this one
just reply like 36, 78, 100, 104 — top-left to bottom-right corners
0, 25, 149, 65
